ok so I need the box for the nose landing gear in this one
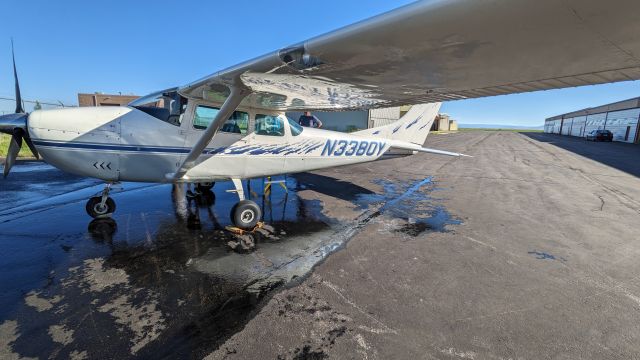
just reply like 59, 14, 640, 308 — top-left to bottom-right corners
86, 183, 116, 218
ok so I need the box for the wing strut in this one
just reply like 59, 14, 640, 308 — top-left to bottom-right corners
171, 85, 250, 181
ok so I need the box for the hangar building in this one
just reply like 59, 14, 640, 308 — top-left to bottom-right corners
288, 107, 458, 132
544, 97, 640, 144
286, 106, 411, 132
79, 92, 408, 132
80, 92, 453, 133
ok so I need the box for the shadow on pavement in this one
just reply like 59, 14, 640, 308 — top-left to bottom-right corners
292, 172, 375, 201
521, 132, 640, 178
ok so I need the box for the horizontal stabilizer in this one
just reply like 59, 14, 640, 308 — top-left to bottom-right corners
389, 142, 471, 158
414, 147, 471, 158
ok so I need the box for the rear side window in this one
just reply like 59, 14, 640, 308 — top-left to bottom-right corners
255, 114, 285, 136
220, 111, 249, 134
193, 105, 249, 133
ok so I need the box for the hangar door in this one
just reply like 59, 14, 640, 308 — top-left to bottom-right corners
570, 116, 586, 137
561, 118, 573, 135
605, 108, 640, 143
585, 113, 607, 136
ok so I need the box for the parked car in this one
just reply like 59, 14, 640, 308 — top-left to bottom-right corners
586, 130, 613, 142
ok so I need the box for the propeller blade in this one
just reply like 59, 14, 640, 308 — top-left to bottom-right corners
3, 131, 23, 178
11, 39, 24, 114
0, 113, 27, 135
23, 133, 39, 159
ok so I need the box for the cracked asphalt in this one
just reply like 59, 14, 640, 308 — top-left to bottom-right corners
2, 131, 640, 359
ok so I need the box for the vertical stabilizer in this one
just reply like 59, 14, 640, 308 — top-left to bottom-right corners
354, 103, 441, 145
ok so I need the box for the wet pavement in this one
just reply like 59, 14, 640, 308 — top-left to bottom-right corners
0, 160, 457, 359
5, 131, 640, 359
203, 132, 640, 360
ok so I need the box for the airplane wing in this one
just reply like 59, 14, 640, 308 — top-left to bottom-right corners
179, 0, 640, 111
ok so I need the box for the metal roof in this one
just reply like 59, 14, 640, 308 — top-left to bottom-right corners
546, 96, 640, 122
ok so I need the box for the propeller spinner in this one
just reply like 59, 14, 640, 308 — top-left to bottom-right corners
1, 40, 39, 178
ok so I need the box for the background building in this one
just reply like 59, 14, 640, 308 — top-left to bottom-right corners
286, 106, 412, 132
79, 94, 450, 134
431, 113, 459, 131
544, 97, 640, 144
78, 93, 139, 107
287, 105, 458, 132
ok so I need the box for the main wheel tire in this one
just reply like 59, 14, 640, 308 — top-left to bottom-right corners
196, 182, 215, 192
230, 200, 261, 230
86, 196, 116, 218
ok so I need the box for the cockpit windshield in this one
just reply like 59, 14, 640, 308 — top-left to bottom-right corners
129, 88, 187, 126
287, 116, 304, 136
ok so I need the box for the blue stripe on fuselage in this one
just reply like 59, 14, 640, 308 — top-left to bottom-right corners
32, 140, 191, 154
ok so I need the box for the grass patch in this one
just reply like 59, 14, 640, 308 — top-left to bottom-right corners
0, 133, 33, 158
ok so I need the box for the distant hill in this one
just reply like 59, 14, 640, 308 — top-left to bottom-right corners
459, 124, 544, 130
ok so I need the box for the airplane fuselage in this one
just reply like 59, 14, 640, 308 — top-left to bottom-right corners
26, 102, 407, 183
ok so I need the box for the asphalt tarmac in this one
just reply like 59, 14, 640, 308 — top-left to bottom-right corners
2, 131, 640, 359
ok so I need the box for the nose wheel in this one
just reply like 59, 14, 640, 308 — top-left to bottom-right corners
86, 183, 116, 218
229, 178, 261, 230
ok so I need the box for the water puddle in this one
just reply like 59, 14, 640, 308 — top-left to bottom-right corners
355, 177, 461, 236
0, 166, 461, 359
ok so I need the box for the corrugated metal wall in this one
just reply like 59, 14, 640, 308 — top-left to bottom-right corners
286, 110, 369, 132
561, 118, 573, 135
548, 119, 562, 134
570, 116, 586, 137
544, 120, 556, 133
605, 108, 640, 143
286, 106, 405, 132
369, 107, 401, 128
584, 112, 607, 135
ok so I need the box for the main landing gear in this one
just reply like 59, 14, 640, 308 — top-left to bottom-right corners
196, 182, 214, 192
228, 178, 261, 230
186, 182, 216, 199
86, 183, 116, 218
84, 180, 262, 229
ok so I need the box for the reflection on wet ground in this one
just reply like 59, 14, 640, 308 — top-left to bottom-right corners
355, 177, 462, 236
0, 162, 460, 359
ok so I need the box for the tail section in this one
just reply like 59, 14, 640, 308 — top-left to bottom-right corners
354, 102, 442, 145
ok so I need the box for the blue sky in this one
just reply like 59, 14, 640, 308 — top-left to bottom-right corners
2, 0, 639, 126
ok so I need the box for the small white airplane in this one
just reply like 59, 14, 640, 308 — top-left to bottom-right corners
2, 0, 640, 229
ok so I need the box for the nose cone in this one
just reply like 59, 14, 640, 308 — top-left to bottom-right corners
27, 107, 132, 143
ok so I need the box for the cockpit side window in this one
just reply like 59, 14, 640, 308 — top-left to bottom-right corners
193, 105, 249, 134
194, 106, 220, 129
129, 89, 187, 127
287, 117, 303, 136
